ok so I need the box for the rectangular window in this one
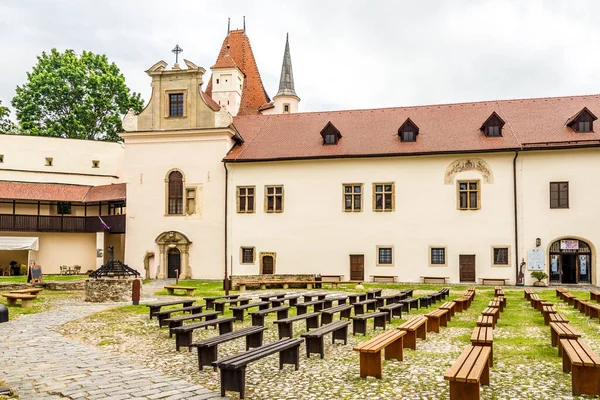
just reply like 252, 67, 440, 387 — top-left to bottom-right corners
237, 186, 255, 213
92, 160, 99, 168
578, 121, 591, 132
430, 248, 446, 265
343, 184, 362, 212
493, 247, 509, 265
373, 183, 394, 211
402, 131, 415, 142
169, 93, 184, 117
0, 154, 4, 163
57, 201, 71, 215
324, 134, 336, 144
550, 182, 569, 209
487, 126, 500, 136
283, 104, 290, 113
241, 247, 255, 264
378, 247, 393, 265
265, 186, 284, 213
45, 157, 53, 166
185, 188, 196, 215
458, 180, 479, 210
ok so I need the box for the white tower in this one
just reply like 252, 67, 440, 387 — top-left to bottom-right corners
210, 45, 244, 116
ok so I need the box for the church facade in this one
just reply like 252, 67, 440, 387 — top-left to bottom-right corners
1, 26, 599, 286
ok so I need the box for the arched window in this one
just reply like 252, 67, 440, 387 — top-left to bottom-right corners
168, 171, 184, 214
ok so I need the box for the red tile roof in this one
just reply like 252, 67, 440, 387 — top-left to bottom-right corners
225, 94, 600, 161
0, 181, 126, 202
200, 91, 221, 111
205, 30, 271, 115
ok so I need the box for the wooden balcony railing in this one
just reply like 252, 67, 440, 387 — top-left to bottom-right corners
0, 214, 126, 234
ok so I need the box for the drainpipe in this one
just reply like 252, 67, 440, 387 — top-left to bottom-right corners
224, 162, 230, 295
513, 150, 520, 284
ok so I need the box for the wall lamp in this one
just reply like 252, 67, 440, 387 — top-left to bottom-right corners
536, 238, 541, 247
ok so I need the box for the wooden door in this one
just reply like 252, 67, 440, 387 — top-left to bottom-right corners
167, 248, 180, 279
262, 256, 274, 275
350, 255, 364, 281
459, 255, 476, 282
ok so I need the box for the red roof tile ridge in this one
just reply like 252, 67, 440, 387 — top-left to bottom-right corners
228, 116, 270, 161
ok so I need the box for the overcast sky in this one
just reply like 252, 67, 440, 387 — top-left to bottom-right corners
1, 0, 600, 118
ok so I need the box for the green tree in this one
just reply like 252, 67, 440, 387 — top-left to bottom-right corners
0, 100, 17, 133
12, 49, 143, 141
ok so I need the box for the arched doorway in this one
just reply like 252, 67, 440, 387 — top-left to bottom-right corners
260, 252, 276, 275
549, 238, 592, 284
167, 248, 180, 279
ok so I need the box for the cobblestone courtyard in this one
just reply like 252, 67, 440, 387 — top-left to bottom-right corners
1, 282, 600, 399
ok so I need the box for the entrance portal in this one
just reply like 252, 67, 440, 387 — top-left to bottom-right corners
549, 239, 592, 284
459, 255, 476, 282
350, 255, 364, 281
168, 248, 180, 279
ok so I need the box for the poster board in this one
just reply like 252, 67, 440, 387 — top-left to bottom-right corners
527, 249, 545, 271
31, 265, 43, 283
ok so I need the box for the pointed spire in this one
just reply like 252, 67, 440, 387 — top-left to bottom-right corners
276, 33, 298, 98
227, 18, 230, 35
243, 16, 246, 33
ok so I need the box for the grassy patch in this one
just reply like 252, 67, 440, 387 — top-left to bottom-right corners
0, 274, 86, 282
0, 290, 83, 320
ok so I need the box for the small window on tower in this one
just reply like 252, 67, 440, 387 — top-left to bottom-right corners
0, 154, 4, 163
45, 157, 53, 166
216, 78, 220, 84
283, 104, 290, 113
92, 160, 100, 168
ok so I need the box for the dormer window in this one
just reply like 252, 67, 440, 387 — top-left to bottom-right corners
398, 118, 419, 142
566, 108, 596, 133
481, 112, 505, 137
320, 122, 342, 145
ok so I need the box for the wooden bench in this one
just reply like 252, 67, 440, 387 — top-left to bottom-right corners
440, 301, 456, 320
346, 293, 367, 304
550, 322, 581, 356
274, 312, 320, 339
301, 320, 350, 358
377, 294, 401, 306
213, 338, 302, 399
366, 288, 382, 299
164, 285, 196, 295
401, 297, 419, 311
425, 309, 449, 333
444, 345, 491, 400
321, 274, 343, 282
238, 280, 318, 291
585, 302, 600, 319
419, 295, 433, 308
471, 326, 493, 366
270, 294, 301, 307
171, 317, 235, 351
230, 301, 271, 322
591, 290, 600, 302
10, 288, 43, 295
302, 292, 328, 302
398, 315, 428, 349
370, 275, 397, 283
192, 326, 267, 370
249, 305, 289, 326
420, 276, 449, 284
353, 330, 406, 379
560, 338, 600, 395
257, 292, 287, 301
524, 288, 534, 300
529, 293, 541, 310
321, 304, 352, 324
562, 292, 576, 306
146, 300, 195, 318
214, 298, 251, 314
549, 313, 569, 324
476, 315, 495, 329
494, 286, 504, 296
295, 299, 326, 315
542, 304, 558, 325
480, 278, 509, 286
487, 299, 503, 313
204, 294, 239, 310
154, 305, 204, 327
378, 302, 404, 321
1, 293, 36, 308
481, 307, 499, 324
351, 311, 387, 335
164, 311, 219, 337
453, 297, 470, 313
323, 295, 348, 308
555, 287, 566, 297
353, 299, 377, 315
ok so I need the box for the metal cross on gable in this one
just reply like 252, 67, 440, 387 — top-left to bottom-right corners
171, 44, 183, 64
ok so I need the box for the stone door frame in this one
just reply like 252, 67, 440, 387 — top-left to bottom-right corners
155, 231, 192, 279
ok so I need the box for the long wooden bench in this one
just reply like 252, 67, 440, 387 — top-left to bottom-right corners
562, 292, 576, 306
398, 315, 427, 349
550, 322, 581, 356
213, 338, 303, 399
591, 290, 600, 302
154, 305, 204, 327
401, 297, 419, 311
323, 295, 348, 308
440, 301, 456, 320
10, 288, 43, 295
353, 299, 377, 315
481, 307, 499, 324
171, 317, 235, 351
238, 280, 328, 291
366, 288, 382, 299
1, 293, 36, 308
146, 300, 195, 318
471, 326, 493, 366
542, 304, 558, 325
214, 298, 251, 314
257, 292, 287, 301
192, 326, 268, 370
351, 311, 387, 335
346, 293, 368, 304
270, 294, 301, 307
230, 301, 271, 322
419, 295, 433, 308
444, 345, 491, 400
164, 285, 196, 295
560, 338, 600, 395
585, 302, 600, 319
274, 312, 320, 339
378, 302, 404, 321
480, 277, 508, 286
321, 304, 352, 324
204, 294, 239, 310
529, 293, 541, 310
295, 299, 326, 315
302, 292, 328, 302
549, 313, 569, 324
494, 286, 504, 296
524, 288, 534, 300
476, 315, 495, 329
420, 276, 449, 284
164, 311, 219, 337
453, 297, 470, 313
249, 305, 289, 326
555, 287, 566, 297
488, 300, 504, 313
370, 275, 398, 283
425, 309, 449, 333
353, 330, 406, 379
301, 320, 350, 358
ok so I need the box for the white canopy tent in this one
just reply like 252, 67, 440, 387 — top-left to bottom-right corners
0, 236, 39, 276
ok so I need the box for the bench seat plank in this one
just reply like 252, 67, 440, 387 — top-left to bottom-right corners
351, 311, 387, 335
146, 300, 195, 318
353, 330, 406, 379
172, 317, 235, 351
164, 311, 220, 336
274, 312, 320, 339
249, 305, 290, 326
398, 316, 427, 349
302, 320, 350, 358
560, 338, 600, 395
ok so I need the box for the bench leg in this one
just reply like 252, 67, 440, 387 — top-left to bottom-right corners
307, 283, 313, 289
169, 322, 182, 337
251, 315, 264, 326
219, 320, 233, 335
321, 313, 333, 325
186, 289, 194, 295
449, 381, 479, 400
278, 322, 292, 339
6, 297, 16, 306
403, 330, 417, 350
384, 337, 403, 361
359, 351, 382, 379
418, 322, 427, 340
354, 305, 364, 315
441, 313, 448, 327
233, 309, 244, 322
333, 326, 348, 345
572, 365, 600, 395
296, 305, 307, 315
280, 344, 301, 370
246, 330, 264, 350
427, 317, 440, 333
353, 319, 366, 336
220, 367, 246, 399
307, 315, 320, 331
215, 303, 224, 314
239, 284, 246, 292
175, 332, 192, 351
277, 309, 289, 320
315, 303, 324, 313
374, 315, 386, 331
259, 303, 270, 311
206, 300, 214, 310
197, 345, 218, 371
305, 336, 324, 358
289, 298, 298, 307
166, 288, 174, 295
341, 308, 351, 320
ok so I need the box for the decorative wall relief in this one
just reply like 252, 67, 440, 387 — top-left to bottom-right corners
444, 158, 494, 184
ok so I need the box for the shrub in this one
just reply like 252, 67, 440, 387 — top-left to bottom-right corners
530, 271, 548, 282
20, 264, 27, 275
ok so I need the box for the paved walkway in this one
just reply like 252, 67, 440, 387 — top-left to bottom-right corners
0, 301, 228, 399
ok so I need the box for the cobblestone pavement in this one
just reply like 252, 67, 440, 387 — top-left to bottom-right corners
0, 297, 228, 399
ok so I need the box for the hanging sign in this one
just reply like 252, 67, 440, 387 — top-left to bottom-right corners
579, 255, 587, 275
561, 240, 579, 250
527, 248, 545, 271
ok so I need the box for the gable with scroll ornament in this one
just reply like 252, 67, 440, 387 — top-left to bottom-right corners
444, 158, 494, 184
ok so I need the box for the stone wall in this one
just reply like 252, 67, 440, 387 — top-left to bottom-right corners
0, 280, 86, 291
231, 274, 315, 290
84, 278, 134, 302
